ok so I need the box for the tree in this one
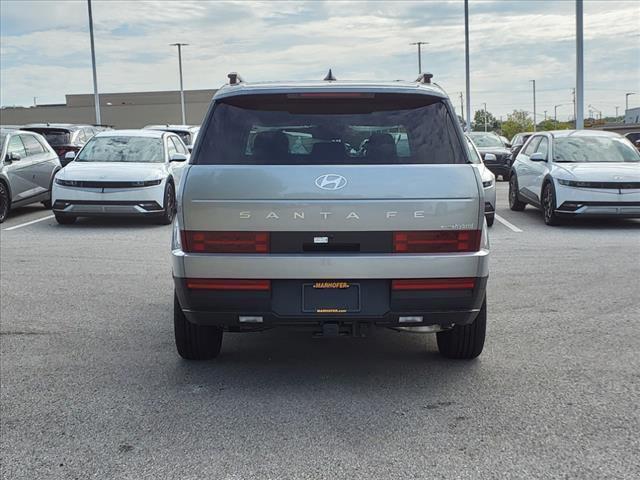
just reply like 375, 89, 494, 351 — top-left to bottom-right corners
472, 109, 499, 132
500, 110, 534, 140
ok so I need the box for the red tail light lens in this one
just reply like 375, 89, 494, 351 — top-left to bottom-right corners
392, 278, 476, 291
186, 279, 271, 291
393, 230, 481, 253
181, 231, 269, 253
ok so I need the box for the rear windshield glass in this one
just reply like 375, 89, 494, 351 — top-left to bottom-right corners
76, 136, 164, 163
553, 136, 640, 163
23, 128, 71, 146
195, 94, 466, 165
468, 133, 504, 148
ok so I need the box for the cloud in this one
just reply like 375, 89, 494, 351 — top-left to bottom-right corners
1, 0, 638, 120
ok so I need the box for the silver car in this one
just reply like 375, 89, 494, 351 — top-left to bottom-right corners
172, 74, 490, 360
466, 135, 496, 226
0, 128, 61, 223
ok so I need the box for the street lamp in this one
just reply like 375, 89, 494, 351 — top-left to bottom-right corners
483, 102, 488, 132
170, 43, 189, 124
464, 0, 471, 132
530, 80, 537, 131
87, 0, 101, 124
410, 42, 428, 75
626, 92, 637, 112
575, 0, 584, 129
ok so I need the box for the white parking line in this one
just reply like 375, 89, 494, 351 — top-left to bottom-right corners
494, 214, 523, 233
3, 215, 55, 231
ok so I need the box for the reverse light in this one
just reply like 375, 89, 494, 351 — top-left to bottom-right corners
186, 279, 271, 291
393, 230, 481, 253
392, 278, 476, 291
181, 231, 269, 253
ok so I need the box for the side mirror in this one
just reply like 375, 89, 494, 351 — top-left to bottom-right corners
170, 153, 188, 162
530, 152, 546, 162
483, 153, 497, 162
64, 151, 77, 161
7, 152, 22, 162
505, 142, 512, 148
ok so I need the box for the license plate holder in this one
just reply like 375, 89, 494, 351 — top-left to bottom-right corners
302, 281, 361, 314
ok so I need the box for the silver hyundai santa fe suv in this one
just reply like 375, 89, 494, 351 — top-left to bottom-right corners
172, 73, 490, 360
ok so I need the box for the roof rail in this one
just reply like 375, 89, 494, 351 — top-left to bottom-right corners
415, 73, 434, 84
323, 69, 336, 81
227, 72, 244, 85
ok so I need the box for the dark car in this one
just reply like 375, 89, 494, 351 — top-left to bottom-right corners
510, 131, 534, 163
467, 132, 512, 179
21, 124, 97, 167
625, 131, 640, 150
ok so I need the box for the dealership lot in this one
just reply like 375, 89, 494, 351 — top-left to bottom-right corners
1, 183, 639, 479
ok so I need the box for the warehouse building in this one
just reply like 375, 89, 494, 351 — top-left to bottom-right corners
0, 89, 217, 128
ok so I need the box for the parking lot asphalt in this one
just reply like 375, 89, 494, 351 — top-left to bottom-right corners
1, 182, 639, 480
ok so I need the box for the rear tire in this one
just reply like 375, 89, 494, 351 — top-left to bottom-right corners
437, 298, 486, 359
174, 294, 223, 360
0, 181, 9, 223
486, 213, 495, 227
157, 182, 175, 225
55, 214, 76, 225
509, 174, 526, 211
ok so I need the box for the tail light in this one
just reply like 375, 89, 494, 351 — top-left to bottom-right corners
392, 278, 476, 291
186, 279, 271, 291
181, 231, 269, 253
393, 230, 481, 253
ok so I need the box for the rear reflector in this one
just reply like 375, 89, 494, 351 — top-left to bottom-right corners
186, 279, 271, 291
182, 231, 269, 253
393, 230, 481, 253
392, 278, 476, 291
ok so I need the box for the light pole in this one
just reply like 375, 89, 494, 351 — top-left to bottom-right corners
626, 92, 637, 112
554, 104, 565, 128
87, 0, 101, 124
575, 0, 584, 129
483, 102, 488, 132
530, 80, 537, 131
170, 43, 189, 124
464, 0, 471, 132
544, 110, 547, 121
410, 42, 428, 75
615, 106, 619, 119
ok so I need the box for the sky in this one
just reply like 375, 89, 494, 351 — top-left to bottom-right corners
1, 0, 639, 121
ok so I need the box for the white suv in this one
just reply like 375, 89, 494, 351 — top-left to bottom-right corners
509, 130, 640, 225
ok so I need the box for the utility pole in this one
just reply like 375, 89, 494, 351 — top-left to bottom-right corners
615, 106, 619, 119
87, 0, 101, 124
544, 110, 547, 121
530, 80, 537, 131
33, 97, 37, 107
483, 102, 488, 132
626, 92, 637, 112
464, 0, 471, 132
410, 42, 428, 75
575, 0, 584, 129
170, 43, 189, 124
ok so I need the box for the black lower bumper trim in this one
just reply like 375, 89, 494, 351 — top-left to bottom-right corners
174, 277, 488, 329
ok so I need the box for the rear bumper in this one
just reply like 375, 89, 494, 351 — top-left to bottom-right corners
174, 276, 488, 329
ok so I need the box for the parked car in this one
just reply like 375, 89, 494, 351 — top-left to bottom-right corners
467, 132, 512, 180
624, 131, 640, 150
171, 73, 490, 361
509, 130, 640, 225
143, 125, 200, 152
21, 124, 97, 167
466, 135, 496, 226
510, 132, 534, 163
499, 135, 511, 147
0, 128, 61, 223
52, 129, 189, 225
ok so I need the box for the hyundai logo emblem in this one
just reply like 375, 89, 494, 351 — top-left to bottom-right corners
315, 174, 347, 191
